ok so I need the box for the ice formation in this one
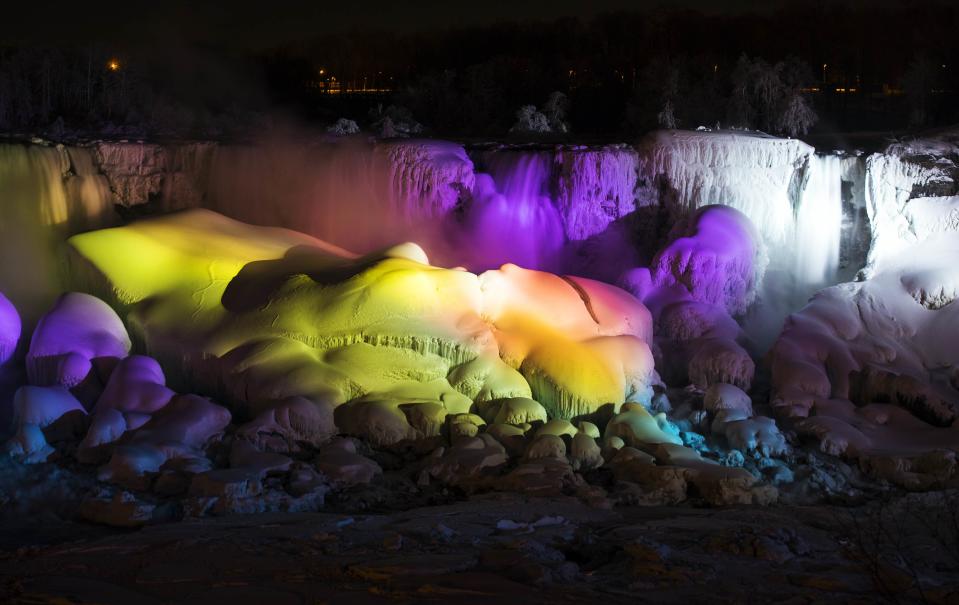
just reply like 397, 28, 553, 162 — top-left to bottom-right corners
637, 129, 812, 248
552, 146, 639, 242
622, 206, 759, 389
204, 138, 475, 255
769, 233, 959, 485
26, 292, 132, 401
0, 291, 19, 365
66, 209, 663, 448
862, 130, 959, 277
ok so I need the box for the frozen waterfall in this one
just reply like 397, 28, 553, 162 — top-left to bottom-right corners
793, 154, 843, 291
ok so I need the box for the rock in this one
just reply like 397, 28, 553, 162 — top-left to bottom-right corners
314, 439, 382, 484
229, 439, 292, 477
570, 433, 603, 471
425, 434, 508, 485
535, 419, 577, 439
576, 421, 600, 438
492, 397, 548, 425
704, 383, 753, 415
79, 491, 155, 528
526, 434, 566, 460
605, 407, 682, 448
236, 396, 336, 453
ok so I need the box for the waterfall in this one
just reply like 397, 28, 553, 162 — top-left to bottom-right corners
204, 138, 475, 260
794, 154, 843, 292
466, 152, 565, 272
0, 144, 115, 327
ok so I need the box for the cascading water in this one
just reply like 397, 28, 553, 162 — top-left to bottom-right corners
793, 154, 843, 292
744, 153, 844, 350
466, 152, 565, 272
0, 144, 114, 327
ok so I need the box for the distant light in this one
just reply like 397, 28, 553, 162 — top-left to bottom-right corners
107, 59, 121, 72
319, 68, 325, 75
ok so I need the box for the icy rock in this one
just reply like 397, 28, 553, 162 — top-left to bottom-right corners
605, 407, 683, 449
97, 395, 230, 487
621, 208, 758, 390
425, 434, 508, 485
570, 433, 603, 471
723, 417, 788, 458
576, 421, 600, 438
95, 355, 175, 415
79, 490, 155, 528
5, 386, 86, 462
447, 413, 486, 444
486, 423, 527, 457
0, 292, 20, 365
229, 439, 293, 477
492, 397, 548, 425
704, 383, 753, 415
535, 419, 577, 439
12, 385, 85, 428
314, 438, 382, 484
26, 293, 130, 395
526, 434, 567, 460
236, 396, 336, 453
4, 423, 55, 463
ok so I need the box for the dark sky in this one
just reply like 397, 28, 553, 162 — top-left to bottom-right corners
2, 0, 805, 48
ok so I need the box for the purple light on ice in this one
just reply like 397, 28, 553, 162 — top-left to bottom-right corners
467, 153, 565, 272
0, 292, 20, 365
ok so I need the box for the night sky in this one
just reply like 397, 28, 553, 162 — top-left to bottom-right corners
1, 0, 850, 48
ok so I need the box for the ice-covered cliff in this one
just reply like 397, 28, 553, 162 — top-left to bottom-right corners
637, 130, 813, 247
862, 129, 959, 277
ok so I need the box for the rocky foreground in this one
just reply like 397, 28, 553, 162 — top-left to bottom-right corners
1, 489, 957, 604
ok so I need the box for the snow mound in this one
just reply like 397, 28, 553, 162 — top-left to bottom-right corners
26, 292, 131, 403
66, 209, 659, 446
649, 204, 765, 315
622, 206, 759, 389
769, 234, 959, 477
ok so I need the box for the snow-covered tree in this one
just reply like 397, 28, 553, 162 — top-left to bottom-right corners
510, 104, 552, 134
775, 93, 817, 137
544, 91, 570, 133
369, 104, 423, 138
327, 118, 360, 136
657, 100, 677, 129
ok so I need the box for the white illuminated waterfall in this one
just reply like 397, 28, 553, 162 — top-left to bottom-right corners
794, 154, 843, 291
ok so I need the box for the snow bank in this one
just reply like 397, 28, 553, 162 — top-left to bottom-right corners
66, 209, 659, 446
769, 234, 959, 473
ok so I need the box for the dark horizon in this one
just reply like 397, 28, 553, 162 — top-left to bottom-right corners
1, 0, 951, 50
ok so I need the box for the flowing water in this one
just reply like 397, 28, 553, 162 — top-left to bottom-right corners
466, 152, 566, 272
